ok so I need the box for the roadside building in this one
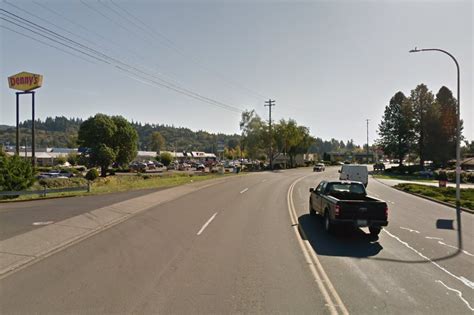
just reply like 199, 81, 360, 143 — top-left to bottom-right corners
461, 157, 474, 171
5, 151, 68, 167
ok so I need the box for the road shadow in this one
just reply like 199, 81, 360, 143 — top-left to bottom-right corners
298, 214, 463, 264
298, 214, 383, 258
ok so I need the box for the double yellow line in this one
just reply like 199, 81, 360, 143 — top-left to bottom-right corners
287, 175, 349, 315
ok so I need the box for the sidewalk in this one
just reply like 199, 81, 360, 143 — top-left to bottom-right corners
374, 177, 474, 189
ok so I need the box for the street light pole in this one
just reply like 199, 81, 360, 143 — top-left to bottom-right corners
409, 47, 462, 243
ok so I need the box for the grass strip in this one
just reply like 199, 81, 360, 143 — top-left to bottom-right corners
1, 173, 234, 202
394, 183, 473, 210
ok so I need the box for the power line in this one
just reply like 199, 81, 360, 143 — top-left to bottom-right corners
79, 0, 249, 108
4, 0, 106, 52
0, 25, 98, 65
109, 0, 268, 100
0, 15, 111, 64
30, 1, 189, 88
1, 9, 243, 113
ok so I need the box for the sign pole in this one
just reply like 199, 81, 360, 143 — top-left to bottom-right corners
31, 91, 36, 167
16, 92, 20, 155
8, 71, 43, 165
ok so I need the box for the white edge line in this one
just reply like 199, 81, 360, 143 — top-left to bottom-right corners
426, 236, 444, 240
383, 229, 474, 290
438, 241, 474, 257
240, 188, 249, 194
400, 226, 420, 234
436, 280, 474, 311
197, 212, 218, 236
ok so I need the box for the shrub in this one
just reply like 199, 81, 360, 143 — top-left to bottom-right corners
0, 154, 36, 191
159, 152, 173, 166
85, 169, 99, 181
38, 177, 87, 188
67, 152, 79, 166
56, 156, 67, 165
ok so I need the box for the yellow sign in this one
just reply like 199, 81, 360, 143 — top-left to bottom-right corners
8, 71, 43, 91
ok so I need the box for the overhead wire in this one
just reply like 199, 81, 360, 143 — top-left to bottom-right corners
108, 0, 268, 100
0, 8, 243, 113
29, 1, 187, 88
0, 25, 98, 65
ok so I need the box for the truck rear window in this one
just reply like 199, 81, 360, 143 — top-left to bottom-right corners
327, 183, 365, 195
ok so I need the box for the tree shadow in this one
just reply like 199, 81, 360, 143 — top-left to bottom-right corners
298, 214, 383, 258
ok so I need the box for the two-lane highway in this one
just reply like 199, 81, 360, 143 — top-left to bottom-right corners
0, 167, 472, 314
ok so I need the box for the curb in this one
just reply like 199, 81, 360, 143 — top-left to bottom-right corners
371, 176, 473, 214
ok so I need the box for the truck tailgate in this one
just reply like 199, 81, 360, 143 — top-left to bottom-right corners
338, 200, 387, 220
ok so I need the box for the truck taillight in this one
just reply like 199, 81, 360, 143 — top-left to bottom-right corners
335, 205, 340, 216
385, 206, 389, 218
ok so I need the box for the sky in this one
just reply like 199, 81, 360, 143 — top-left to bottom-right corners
1, 0, 472, 146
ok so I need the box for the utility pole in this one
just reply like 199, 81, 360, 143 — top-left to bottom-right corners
366, 119, 370, 164
265, 99, 276, 170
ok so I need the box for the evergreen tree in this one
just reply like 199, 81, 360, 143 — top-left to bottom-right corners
436, 86, 458, 165
377, 91, 414, 166
410, 84, 434, 167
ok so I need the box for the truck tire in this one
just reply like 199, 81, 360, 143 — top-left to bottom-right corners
309, 200, 316, 216
324, 211, 335, 234
369, 227, 381, 236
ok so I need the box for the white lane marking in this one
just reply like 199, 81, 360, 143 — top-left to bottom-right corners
261, 179, 267, 183
426, 236, 444, 240
287, 176, 349, 315
436, 280, 474, 311
438, 241, 474, 257
400, 227, 420, 234
367, 191, 380, 197
384, 229, 474, 290
240, 188, 249, 194
196, 212, 218, 236
32, 221, 54, 226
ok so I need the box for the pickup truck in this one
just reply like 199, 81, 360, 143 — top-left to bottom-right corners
309, 180, 388, 236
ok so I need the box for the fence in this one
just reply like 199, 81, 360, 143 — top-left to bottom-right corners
0, 184, 90, 197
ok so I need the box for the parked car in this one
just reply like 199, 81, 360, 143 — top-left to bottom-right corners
196, 164, 205, 171
154, 161, 164, 168
313, 163, 325, 172
339, 164, 369, 187
309, 180, 389, 236
373, 163, 385, 172
130, 162, 147, 172
418, 169, 434, 178
178, 163, 191, 171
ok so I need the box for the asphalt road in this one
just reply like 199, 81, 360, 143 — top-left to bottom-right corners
0, 188, 163, 240
0, 167, 472, 314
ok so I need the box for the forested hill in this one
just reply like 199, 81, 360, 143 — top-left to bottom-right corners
0, 116, 357, 154
0, 116, 241, 152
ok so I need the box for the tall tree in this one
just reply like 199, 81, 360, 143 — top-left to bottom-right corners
410, 84, 434, 167
148, 131, 166, 153
435, 86, 458, 165
377, 91, 414, 166
240, 110, 268, 160
78, 114, 138, 176
112, 116, 139, 167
